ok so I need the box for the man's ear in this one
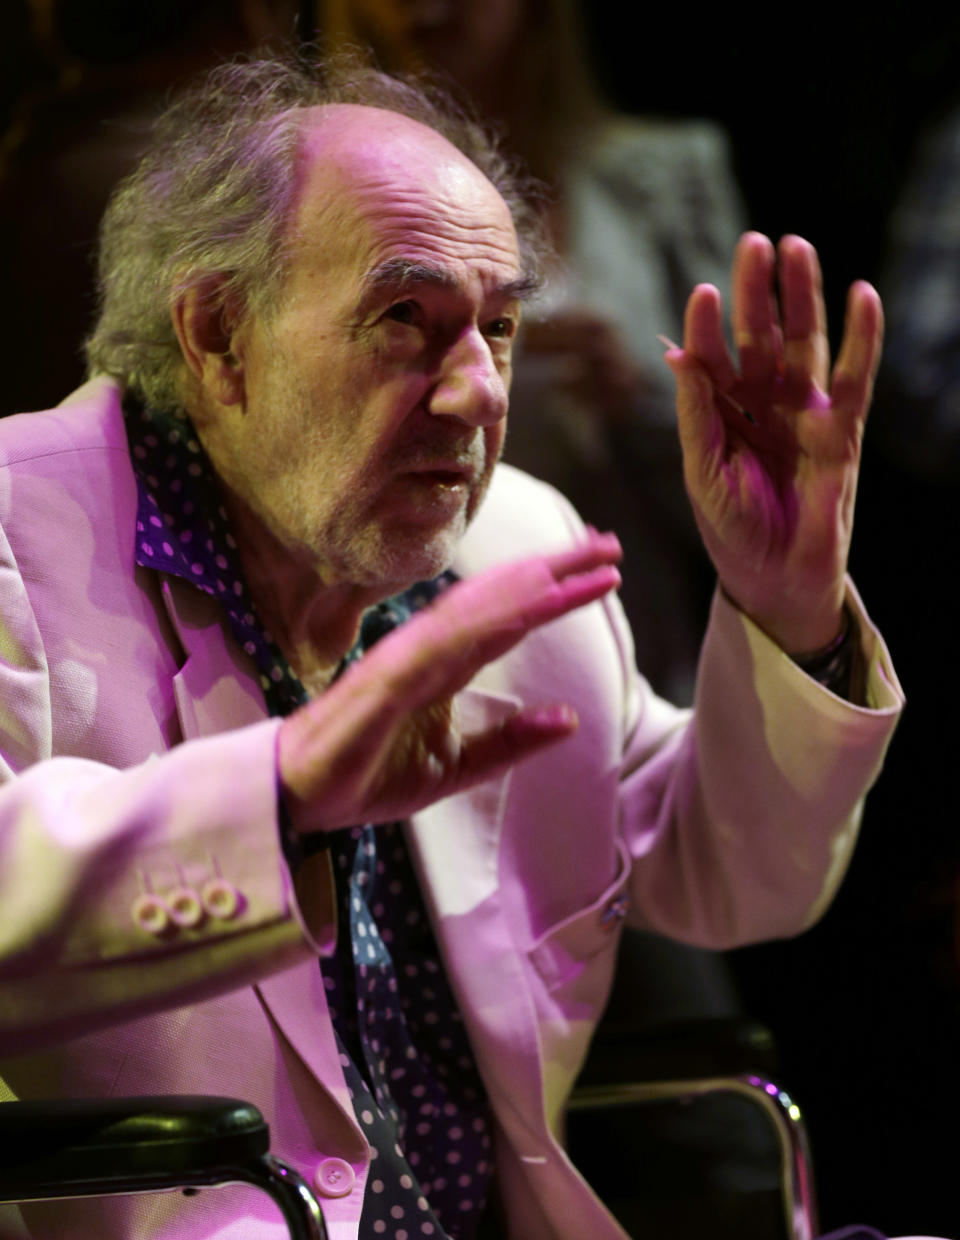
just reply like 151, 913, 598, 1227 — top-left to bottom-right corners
171, 279, 247, 408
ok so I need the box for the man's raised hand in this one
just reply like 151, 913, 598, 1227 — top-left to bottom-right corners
666, 232, 883, 653
278, 531, 621, 834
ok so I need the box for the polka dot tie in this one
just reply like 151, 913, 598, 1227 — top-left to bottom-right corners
323, 822, 493, 1238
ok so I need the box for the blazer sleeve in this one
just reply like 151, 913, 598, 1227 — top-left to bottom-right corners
612, 575, 904, 947
0, 515, 333, 1056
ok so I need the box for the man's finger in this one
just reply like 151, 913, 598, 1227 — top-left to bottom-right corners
422, 559, 623, 669
666, 348, 727, 480
732, 232, 781, 387
454, 704, 580, 788
829, 281, 884, 427
779, 235, 830, 392
519, 563, 622, 628
542, 531, 623, 581
362, 545, 622, 709
683, 283, 738, 391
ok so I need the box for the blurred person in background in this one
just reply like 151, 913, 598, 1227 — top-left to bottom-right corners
875, 101, 960, 480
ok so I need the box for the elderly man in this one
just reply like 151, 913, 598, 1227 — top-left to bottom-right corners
0, 56, 902, 1240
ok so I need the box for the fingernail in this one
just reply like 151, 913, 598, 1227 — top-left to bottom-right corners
535, 703, 578, 730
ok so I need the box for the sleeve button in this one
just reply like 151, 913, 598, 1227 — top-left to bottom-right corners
131, 893, 170, 936
167, 886, 204, 928
201, 877, 241, 920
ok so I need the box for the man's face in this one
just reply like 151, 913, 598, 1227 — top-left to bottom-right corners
204, 105, 526, 596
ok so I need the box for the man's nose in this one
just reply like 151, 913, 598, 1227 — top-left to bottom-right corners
428, 328, 508, 426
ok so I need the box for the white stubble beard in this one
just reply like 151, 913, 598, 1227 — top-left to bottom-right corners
233, 344, 498, 594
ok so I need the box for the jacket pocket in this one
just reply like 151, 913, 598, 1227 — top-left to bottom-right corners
527, 836, 630, 996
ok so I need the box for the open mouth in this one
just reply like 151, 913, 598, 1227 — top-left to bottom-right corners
402, 459, 475, 487
390, 465, 474, 517
410, 469, 469, 486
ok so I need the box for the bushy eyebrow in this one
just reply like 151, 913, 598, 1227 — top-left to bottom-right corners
358, 257, 541, 308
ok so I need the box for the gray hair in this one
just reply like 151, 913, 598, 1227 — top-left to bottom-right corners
85, 53, 549, 412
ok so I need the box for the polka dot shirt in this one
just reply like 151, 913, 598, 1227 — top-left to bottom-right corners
125, 400, 496, 1239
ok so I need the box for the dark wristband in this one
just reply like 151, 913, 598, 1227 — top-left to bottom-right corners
790, 606, 860, 700
277, 793, 330, 873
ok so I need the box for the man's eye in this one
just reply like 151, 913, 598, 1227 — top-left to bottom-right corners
385, 301, 420, 325
485, 317, 517, 340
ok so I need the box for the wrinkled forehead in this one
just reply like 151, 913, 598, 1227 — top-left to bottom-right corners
284, 103, 521, 287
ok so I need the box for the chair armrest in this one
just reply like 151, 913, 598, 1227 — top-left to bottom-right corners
0, 1096, 327, 1238
575, 1017, 780, 1089
0, 1095, 269, 1196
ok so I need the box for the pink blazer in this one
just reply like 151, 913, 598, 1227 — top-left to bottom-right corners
0, 379, 904, 1239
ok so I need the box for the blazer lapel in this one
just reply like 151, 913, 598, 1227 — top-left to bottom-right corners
256, 962, 368, 1160
160, 576, 266, 741
160, 575, 361, 1143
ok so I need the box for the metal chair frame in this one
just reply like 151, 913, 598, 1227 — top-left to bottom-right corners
0, 1096, 327, 1240
568, 1070, 818, 1240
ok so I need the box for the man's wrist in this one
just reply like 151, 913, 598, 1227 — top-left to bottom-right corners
789, 604, 863, 702
277, 791, 330, 872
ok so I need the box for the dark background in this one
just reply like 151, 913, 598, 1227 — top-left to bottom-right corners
2, 3, 958, 1235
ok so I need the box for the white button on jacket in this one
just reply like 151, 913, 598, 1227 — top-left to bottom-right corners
314, 1158, 356, 1199
201, 877, 241, 920
130, 893, 170, 936
167, 886, 204, 928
